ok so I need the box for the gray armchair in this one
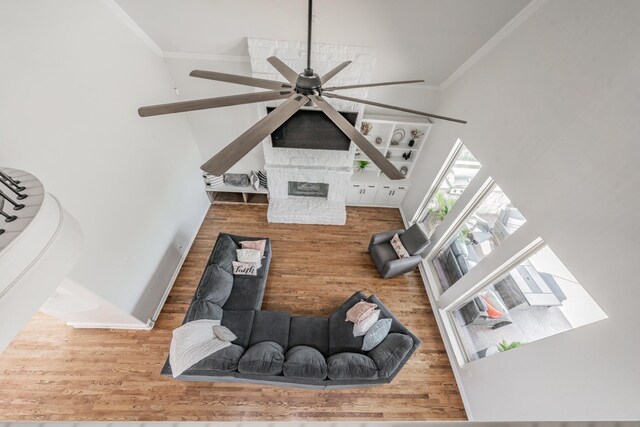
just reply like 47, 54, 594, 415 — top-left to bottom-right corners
368, 223, 430, 279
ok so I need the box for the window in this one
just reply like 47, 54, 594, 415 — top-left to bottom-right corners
416, 144, 481, 237
432, 184, 526, 290
448, 245, 607, 362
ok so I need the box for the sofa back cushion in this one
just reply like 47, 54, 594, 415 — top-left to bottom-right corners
208, 233, 239, 272
327, 352, 379, 380
220, 310, 255, 348
185, 299, 223, 322
196, 264, 234, 306
249, 311, 291, 350
289, 316, 329, 356
328, 292, 368, 355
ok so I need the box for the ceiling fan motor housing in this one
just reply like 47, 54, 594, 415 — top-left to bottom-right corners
295, 70, 322, 95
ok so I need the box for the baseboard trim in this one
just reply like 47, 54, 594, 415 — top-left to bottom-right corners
417, 261, 473, 420
67, 318, 154, 330
148, 206, 209, 325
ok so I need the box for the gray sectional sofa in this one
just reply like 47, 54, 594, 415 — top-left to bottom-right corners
161, 232, 421, 389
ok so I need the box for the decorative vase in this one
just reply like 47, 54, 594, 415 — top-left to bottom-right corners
385, 151, 391, 159
408, 139, 415, 147
400, 166, 408, 176
375, 136, 382, 145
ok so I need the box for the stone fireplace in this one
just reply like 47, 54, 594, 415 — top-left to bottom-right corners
247, 37, 376, 225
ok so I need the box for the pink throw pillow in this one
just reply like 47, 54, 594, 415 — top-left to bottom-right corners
345, 300, 378, 324
240, 240, 266, 258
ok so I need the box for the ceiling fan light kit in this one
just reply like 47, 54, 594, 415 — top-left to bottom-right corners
138, 0, 466, 180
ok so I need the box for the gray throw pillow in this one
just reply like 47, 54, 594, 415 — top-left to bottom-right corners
196, 265, 234, 306
362, 318, 392, 351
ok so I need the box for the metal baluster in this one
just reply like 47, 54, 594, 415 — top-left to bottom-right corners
0, 171, 26, 191
0, 177, 27, 200
0, 190, 25, 210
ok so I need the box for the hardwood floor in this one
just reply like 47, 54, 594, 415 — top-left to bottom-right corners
0, 204, 466, 421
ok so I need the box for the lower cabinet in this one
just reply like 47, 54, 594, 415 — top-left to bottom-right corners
346, 183, 408, 207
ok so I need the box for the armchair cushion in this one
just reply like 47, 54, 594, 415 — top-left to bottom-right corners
380, 255, 422, 279
399, 223, 429, 255
370, 242, 398, 272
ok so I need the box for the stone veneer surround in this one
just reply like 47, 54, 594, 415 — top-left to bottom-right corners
248, 38, 376, 224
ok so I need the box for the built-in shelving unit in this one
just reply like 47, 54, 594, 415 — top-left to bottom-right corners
347, 115, 432, 207
352, 115, 432, 179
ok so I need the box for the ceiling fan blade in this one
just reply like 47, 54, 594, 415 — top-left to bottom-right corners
189, 70, 292, 91
310, 95, 404, 180
323, 79, 425, 91
320, 61, 352, 85
323, 92, 467, 124
138, 91, 292, 117
267, 56, 299, 85
201, 94, 309, 176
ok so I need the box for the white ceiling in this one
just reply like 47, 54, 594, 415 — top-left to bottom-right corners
114, 0, 531, 85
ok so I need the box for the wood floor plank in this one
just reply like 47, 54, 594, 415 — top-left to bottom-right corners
0, 204, 466, 421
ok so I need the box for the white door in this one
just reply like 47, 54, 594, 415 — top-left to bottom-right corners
360, 185, 378, 204
387, 186, 407, 206
374, 186, 391, 205
346, 184, 363, 204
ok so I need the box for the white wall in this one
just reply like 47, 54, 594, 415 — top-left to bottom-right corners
0, 0, 209, 326
402, 0, 640, 420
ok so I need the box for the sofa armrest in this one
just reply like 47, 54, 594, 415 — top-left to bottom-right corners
369, 229, 405, 252
380, 255, 422, 279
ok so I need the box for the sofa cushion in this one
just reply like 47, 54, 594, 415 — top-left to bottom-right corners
283, 345, 328, 379
238, 341, 285, 376
188, 344, 245, 372
362, 318, 392, 351
220, 310, 255, 348
289, 316, 329, 356
399, 223, 429, 255
327, 352, 379, 380
249, 311, 291, 349
370, 242, 398, 272
208, 233, 238, 271
223, 276, 265, 310
368, 333, 413, 378
196, 264, 234, 306
328, 292, 368, 355
185, 299, 223, 322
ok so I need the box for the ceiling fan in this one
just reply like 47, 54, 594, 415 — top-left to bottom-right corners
138, 0, 466, 180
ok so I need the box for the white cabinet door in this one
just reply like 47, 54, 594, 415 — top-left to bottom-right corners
346, 184, 363, 204
374, 186, 391, 205
387, 186, 407, 206
360, 185, 378, 204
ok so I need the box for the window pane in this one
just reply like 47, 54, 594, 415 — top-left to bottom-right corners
433, 184, 525, 290
449, 246, 607, 362
419, 145, 481, 237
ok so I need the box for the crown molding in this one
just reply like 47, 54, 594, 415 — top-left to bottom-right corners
101, 0, 163, 57
440, 0, 548, 90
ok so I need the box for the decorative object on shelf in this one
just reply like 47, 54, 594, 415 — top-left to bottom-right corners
402, 151, 412, 160
203, 172, 224, 187
375, 136, 382, 145
223, 173, 250, 187
390, 129, 405, 145
360, 121, 373, 136
400, 166, 408, 176
257, 170, 268, 189
250, 171, 260, 190
356, 160, 370, 172
385, 151, 391, 159
408, 129, 424, 147
355, 149, 362, 156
